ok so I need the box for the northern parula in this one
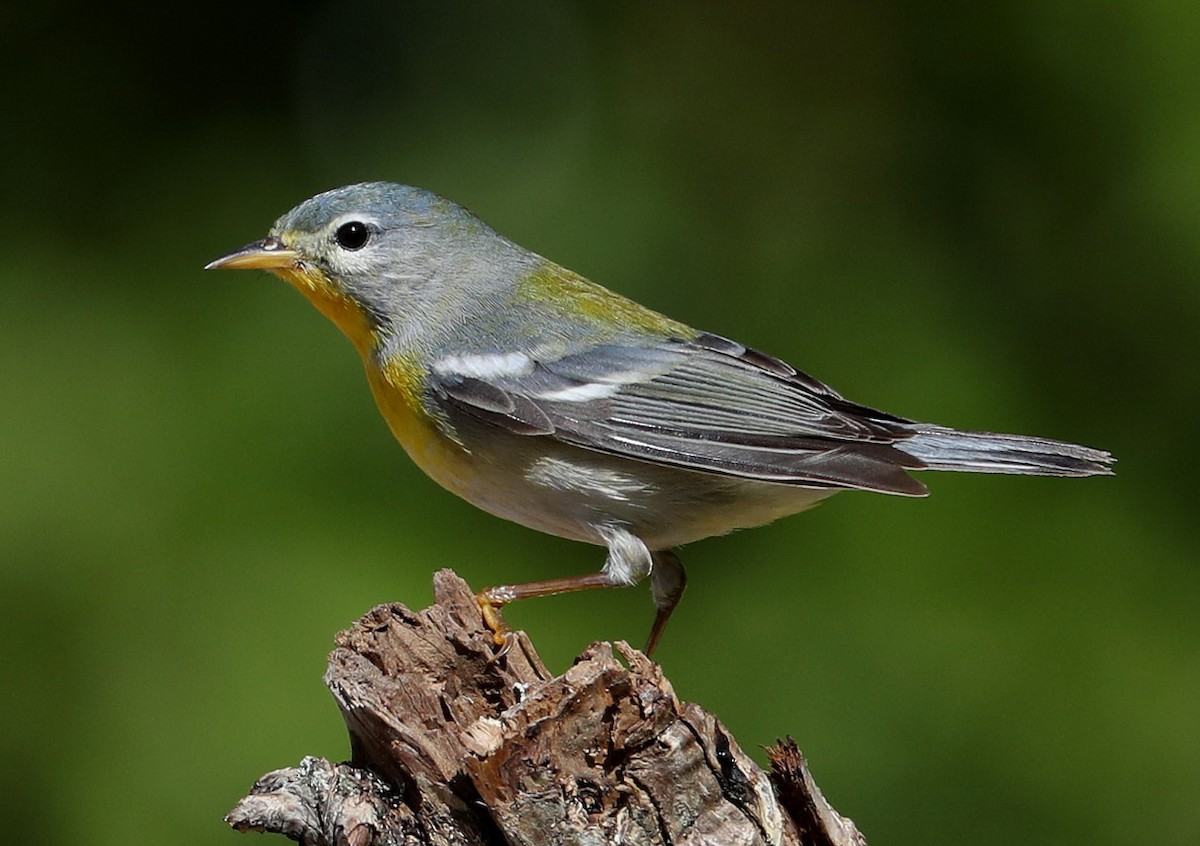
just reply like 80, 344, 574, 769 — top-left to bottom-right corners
207, 182, 1113, 654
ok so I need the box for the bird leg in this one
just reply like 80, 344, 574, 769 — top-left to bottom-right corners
645, 549, 687, 656
478, 525, 674, 653
477, 542, 688, 658
477, 572, 624, 649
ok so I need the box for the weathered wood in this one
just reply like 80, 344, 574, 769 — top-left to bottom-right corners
226, 569, 867, 846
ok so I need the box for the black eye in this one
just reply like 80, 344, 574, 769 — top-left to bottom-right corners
334, 221, 371, 251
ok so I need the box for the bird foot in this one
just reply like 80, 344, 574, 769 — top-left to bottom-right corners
476, 589, 514, 655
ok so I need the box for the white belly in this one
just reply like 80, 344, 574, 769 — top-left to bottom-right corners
444, 434, 835, 550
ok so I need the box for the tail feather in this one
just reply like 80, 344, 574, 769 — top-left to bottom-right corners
898, 425, 1115, 478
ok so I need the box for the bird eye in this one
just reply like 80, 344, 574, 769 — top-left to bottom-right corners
334, 221, 371, 251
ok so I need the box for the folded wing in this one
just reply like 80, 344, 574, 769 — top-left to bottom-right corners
428, 333, 931, 496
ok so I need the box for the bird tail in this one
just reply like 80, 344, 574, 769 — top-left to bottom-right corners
897, 425, 1114, 478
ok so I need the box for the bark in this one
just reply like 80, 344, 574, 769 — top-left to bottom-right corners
226, 569, 866, 846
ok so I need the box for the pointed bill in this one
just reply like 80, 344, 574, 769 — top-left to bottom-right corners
205, 237, 299, 271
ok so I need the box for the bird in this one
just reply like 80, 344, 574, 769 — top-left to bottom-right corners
207, 182, 1113, 655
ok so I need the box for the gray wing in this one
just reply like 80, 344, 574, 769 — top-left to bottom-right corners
427, 333, 930, 496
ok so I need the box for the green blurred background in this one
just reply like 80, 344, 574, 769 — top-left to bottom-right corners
3, 2, 1197, 844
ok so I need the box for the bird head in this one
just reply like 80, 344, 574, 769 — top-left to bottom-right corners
206, 182, 527, 355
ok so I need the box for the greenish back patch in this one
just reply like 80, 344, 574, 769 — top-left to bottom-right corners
517, 262, 698, 340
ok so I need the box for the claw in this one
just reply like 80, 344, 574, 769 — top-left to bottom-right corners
476, 590, 513, 651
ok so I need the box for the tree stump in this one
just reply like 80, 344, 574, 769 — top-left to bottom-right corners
226, 569, 866, 846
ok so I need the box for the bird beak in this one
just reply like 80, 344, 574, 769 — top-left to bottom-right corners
205, 236, 300, 271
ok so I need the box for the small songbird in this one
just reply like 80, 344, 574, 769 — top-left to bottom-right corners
207, 182, 1113, 654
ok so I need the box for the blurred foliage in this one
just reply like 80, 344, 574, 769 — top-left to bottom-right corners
2, 2, 1197, 845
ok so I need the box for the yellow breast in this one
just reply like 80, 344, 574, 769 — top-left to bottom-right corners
367, 355, 477, 494
271, 261, 477, 494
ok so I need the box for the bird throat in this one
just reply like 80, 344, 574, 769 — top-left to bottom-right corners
268, 263, 469, 489
270, 263, 380, 358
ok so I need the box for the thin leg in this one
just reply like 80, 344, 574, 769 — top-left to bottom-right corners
477, 524, 654, 648
478, 572, 624, 646
645, 549, 686, 657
